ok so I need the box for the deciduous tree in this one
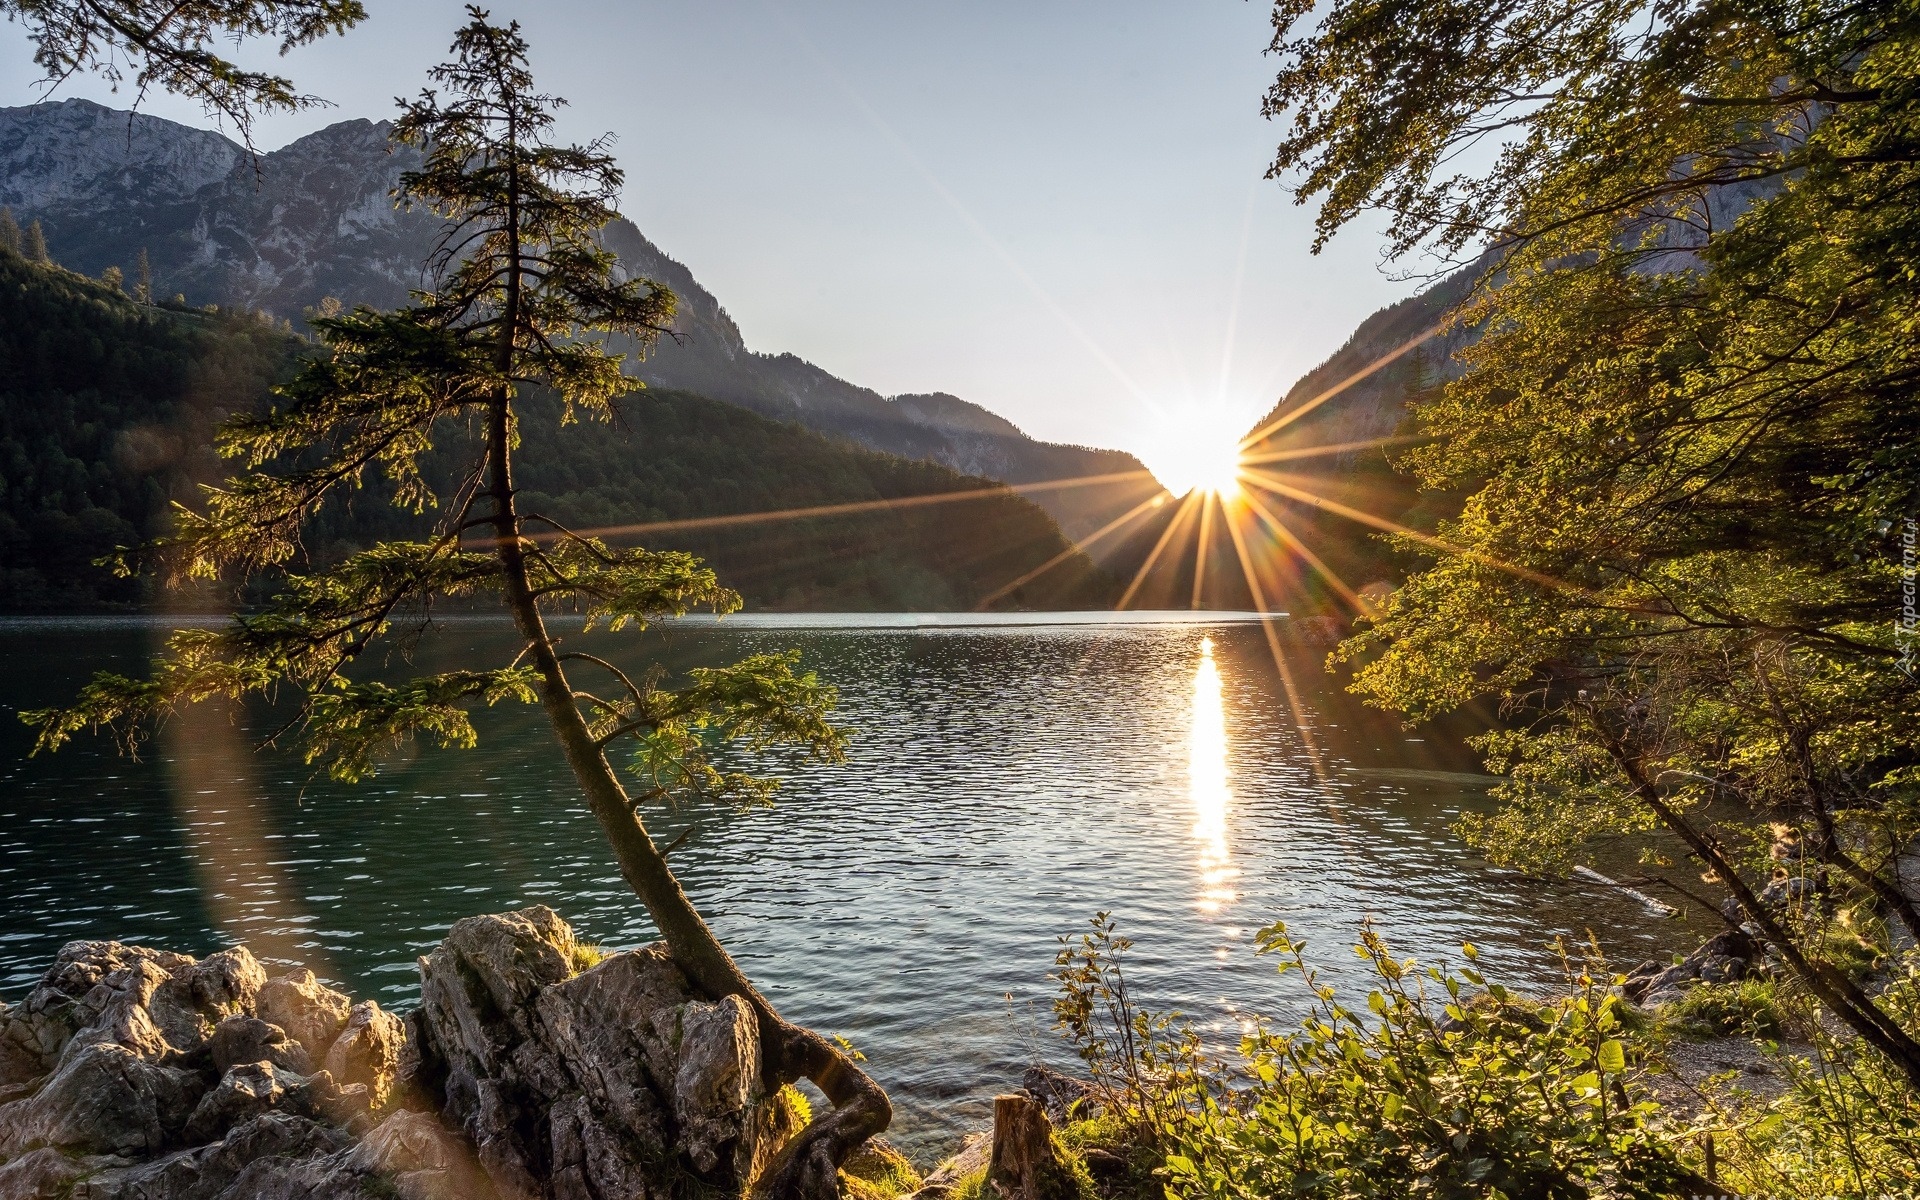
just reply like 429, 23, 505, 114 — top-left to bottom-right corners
1266, 0, 1920, 1082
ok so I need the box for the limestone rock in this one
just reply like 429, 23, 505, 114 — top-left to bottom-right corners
323, 1002, 405, 1108
0, 1145, 111, 1197
412, 905, 793, 1198
183, 1061, 319, 1145
257, 970, 353, 1065
0, 1041, 202, 1158
69, 1111, 354, 1199
209, 1014, 311, 1076
1641, 928, 1760, 1007
673, 994, 761, 1173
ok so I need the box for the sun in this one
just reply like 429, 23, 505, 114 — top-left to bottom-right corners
1141, 412, 1246, 496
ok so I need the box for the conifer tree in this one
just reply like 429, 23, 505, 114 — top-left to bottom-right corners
0, 207, 19, 255
22, 219, 49, 264
135, 248, 153, 304
26, 11, 890, 1194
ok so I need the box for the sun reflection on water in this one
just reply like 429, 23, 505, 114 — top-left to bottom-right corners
1190, 636, 1237, 914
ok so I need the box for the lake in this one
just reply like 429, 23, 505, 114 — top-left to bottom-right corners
0, 613, 1699, 1156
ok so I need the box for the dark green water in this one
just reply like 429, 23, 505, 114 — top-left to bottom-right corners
0, 613, 1697, 1155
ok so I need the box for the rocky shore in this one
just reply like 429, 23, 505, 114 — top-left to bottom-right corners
0, 906, 809, 1199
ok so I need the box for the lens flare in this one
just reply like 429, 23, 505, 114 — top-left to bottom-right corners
1143, 412, 1246, 496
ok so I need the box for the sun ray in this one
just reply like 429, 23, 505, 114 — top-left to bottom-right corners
1219, 496, 1330, 781
1118, 489, 1203, 610
1190, 490, 1217, 610
1237, 488, 1367, 615
1239, 467, 1593, 596
1240, 432, 1428, 467
542, 469, 1159, 543
1237, 321, 1448, 452
972, 491, 1171, 611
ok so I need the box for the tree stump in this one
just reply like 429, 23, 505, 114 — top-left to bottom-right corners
988, 1092, 1056, 1200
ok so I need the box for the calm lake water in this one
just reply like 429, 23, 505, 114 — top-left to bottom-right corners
0, 613, 1698, 1156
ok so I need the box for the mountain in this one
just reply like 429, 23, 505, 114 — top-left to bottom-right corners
0, 99, 1160, 543
0, 246, 1110, 611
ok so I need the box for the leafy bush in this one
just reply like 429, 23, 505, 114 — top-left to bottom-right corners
1053, 915, 1707, 1200
1659, 978, 1788, 1042
1683, 952, 1920, 1196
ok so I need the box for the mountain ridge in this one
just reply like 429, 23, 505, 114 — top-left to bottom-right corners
0, 98, 1160, 542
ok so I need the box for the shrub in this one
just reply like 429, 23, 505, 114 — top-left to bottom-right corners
1053, 915, 1706, 1200
1659, 978, 1788, 1041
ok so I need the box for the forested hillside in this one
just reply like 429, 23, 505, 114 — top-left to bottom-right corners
0, 248, 1109, 611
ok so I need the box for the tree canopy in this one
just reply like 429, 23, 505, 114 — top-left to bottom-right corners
1266, 0, 1920, 1102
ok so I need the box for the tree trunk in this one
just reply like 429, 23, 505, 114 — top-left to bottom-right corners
482, 392, 888, 1198
989, 1093, 1059, 1200
1601, 729, 1920, 1089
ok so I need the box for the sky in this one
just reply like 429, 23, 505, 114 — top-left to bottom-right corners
0, 1, 1413, 479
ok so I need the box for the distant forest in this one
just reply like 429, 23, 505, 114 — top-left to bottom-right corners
0, 247, 1110, 611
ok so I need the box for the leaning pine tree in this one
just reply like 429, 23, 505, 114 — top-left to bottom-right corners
25, 11, 890, 1197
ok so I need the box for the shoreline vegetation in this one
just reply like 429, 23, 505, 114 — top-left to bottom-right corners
4, 905, 1912, 1198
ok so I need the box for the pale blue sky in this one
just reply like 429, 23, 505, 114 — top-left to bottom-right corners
0, 1, 1410, 473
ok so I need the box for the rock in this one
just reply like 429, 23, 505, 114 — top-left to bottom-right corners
70, 1111, 354, 1199
348, 1108, 499, 1200
1759, 874, 1816, 909
1641, 928, 1760, 1007
673, 994, 761, 1173
0, 1041, 202, 1157
182, 1061, 323, 1145
0, 1145, 110, 1196
412, 905, 795, 1199
1618, 959, 1666, 1004
1020, 1065, 1094, 1125
256, 970, 353, 1067
921, 1132, 991, 1198
323, 1002, 405, 1108
210, 1014, 311, 1075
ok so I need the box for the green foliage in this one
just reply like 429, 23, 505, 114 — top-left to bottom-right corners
569, 941, 607, 974
1687, 954, 1920, 1195
837, 1137, 921, 1200
1658, 978, 1788, 1042
0, 248, 296, 607
1274, 0, 1920, 1086
1056, 917, 1702, 1200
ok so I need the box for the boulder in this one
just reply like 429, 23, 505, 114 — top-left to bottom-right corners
1020, 1065, 1094, 1125
256, 970, 353, 1066
69, 1111, 354, 1199
183, 1061, 325, 1145
0, 1041, 202, 1158
412, 905, 797, 1199
209, 1014, 311, 1075
1641, 928, 1760, 1007
322, 1002, 405, 1108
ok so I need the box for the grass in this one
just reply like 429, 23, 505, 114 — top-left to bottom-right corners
569, 942, 608, 974
1658, 977, 1788, 1041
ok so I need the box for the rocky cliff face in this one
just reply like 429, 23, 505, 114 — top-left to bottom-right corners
0, 100, 1155, 541
0, 907, 802, 1199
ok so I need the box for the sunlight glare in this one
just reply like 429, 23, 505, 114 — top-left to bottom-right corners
1190, 635, 1238, 915
1142, 411, 1246, 496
